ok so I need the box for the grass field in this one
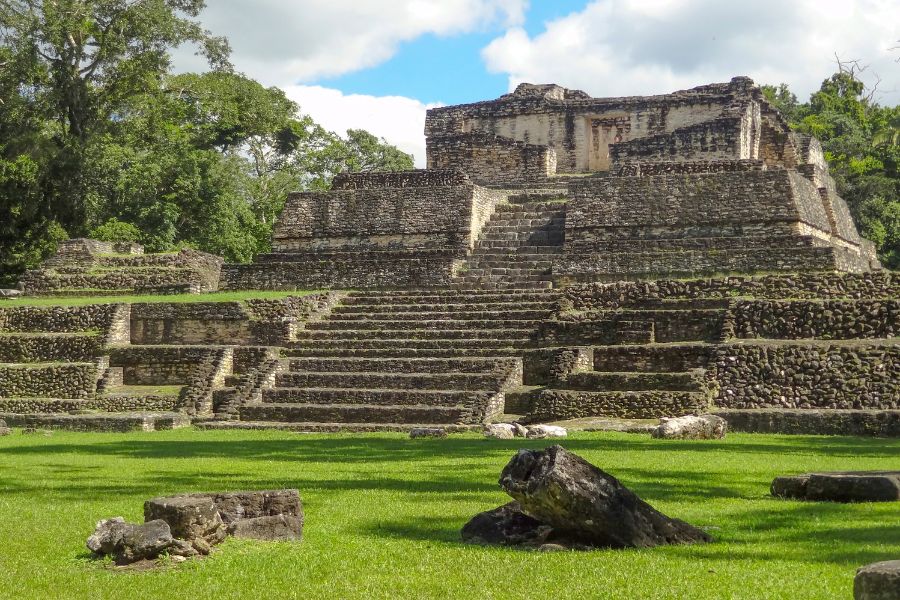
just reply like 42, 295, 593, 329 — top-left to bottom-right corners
4, 290, 314, 307
0, 429, 897, 600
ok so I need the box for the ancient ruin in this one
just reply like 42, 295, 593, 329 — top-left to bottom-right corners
2, 77, 897, 435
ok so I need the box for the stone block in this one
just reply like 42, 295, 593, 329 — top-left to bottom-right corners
855, 560, 900, 600
771, 472, 900, 502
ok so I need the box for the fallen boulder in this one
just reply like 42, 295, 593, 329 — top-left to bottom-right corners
484, 424, 516, 439
772, 472, 900, 502
86, 517, 194, 564
525, 424, 567, 439
0, 419, 9, 436
409, 427, 448, 439
462, 445, 711, 549
144, 495, 227, 553
461, 502, 552, 547
855, 560, 900, 600
651, 415, 726, 440
0, 289, 22, 299
90, 489, 304, 565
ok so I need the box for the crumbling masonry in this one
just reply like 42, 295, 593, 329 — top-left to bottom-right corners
6, 78, 897, 435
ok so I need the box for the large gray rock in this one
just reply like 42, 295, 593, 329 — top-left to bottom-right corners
772, 472, 900, 502
409, 427, 448, 439
144, 495, 226, 552
227, 515, 303, 541
461, 502, 552, 547
652, 414, 727, 440
0, 419, 9, 436
855, 560, 900, 600
86, 517, 194, 564
525, 424, 568, 439
499, 445, 712, 548
484, 424, 516, 439
207, 489, 303, 526
0, 289, 22, 299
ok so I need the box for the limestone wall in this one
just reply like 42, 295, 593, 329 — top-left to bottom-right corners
426, 133, 557, 184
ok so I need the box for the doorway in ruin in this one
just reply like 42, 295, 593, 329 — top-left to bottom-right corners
587, 115, 630, 171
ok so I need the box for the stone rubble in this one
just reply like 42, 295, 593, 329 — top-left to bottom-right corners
651, 414, 727, 439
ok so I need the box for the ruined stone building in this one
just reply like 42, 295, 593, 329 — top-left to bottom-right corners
5, 78, 896, 435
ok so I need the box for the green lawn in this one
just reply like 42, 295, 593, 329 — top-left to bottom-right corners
5, 290, 315, 307
0, 429, 897, 599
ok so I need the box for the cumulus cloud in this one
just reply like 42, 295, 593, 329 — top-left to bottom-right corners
177, 0, 528, 85
283, 86, 441, 167
482, 0, 900, 103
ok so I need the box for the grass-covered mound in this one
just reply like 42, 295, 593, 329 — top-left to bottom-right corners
0, 430, 896, 599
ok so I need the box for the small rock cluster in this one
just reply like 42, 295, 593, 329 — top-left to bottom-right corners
483, 423, 567, 439
87, 489, 302, 565
771, 471, 900, 503
651, 414, 727, 439
462, 445, 711, 550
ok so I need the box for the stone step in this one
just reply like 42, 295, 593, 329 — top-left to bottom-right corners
561, 371, 705, 392
465, 259, 555, 269
0, 332, 102, 362
447, 280, 555, 290
293, 328, 533, 341
285, 347, 521, 358
332, 302, 554, 314
496, 200, 568, 212
289, 338, 529, 350
463, 268, 551, 277
275, 371, 512, 390
479, 231, 564, 243
328, 310, 550, 321
473, 242, 564, 251
623, 298, 732, 310
529, 389, 712, 420
263, 386, 498, 406
592, 344, 715, 373
481, 220, 565, 230
286, 356, 517, 373
240, 402, 471, 424
196, 420, 479, 433
0, 411, 190, 432
344, 289, 558, 302
304, 319, 540, 331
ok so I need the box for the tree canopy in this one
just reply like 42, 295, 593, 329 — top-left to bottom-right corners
0, 0, 412, 284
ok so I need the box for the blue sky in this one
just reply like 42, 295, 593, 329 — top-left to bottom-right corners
321, 0, 589, 105
176, 0, 900, 165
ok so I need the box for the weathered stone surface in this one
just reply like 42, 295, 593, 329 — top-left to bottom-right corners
484, 423, 516, 439
144, 495, 227, 551
771, 475, 810, 499
461, 502, 552, 546
0, 418, 8, 436
855, 560, 900, 600
87, 517, 191, 564
772, 472, 900, 502
0, 289, 22, 299
208, 489, 303, 525
499, 445, 712, 548
228, 515, 303, 541
651, 414, 727, 440
410, 427, 448, 439
525, 424, 568, 439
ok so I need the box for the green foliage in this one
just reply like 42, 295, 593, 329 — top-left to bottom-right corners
768, 72, 900, 269
0, 2, 413, 278
88, 218, 141, 243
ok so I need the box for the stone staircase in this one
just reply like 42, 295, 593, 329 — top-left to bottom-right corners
221, 288, 561, 431
453, 195, 566, 289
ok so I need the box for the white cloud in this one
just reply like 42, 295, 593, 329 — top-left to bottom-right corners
482, 0, 900, 104
283, 86, 441, 167
177, 0, 528, 85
